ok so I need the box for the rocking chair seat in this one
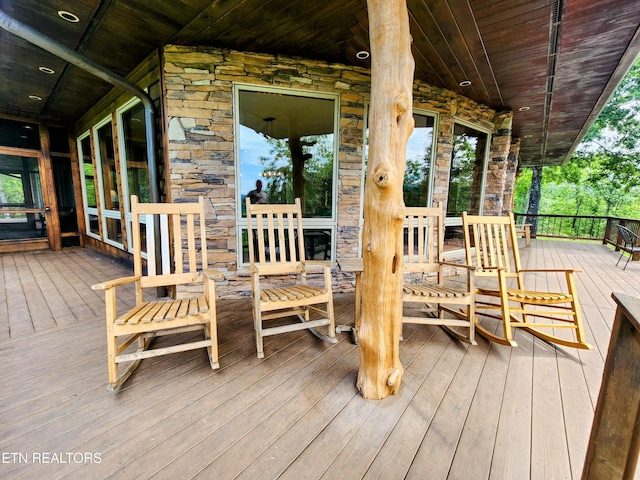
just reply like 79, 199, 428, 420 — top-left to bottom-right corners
260, 285, 327, 303
403, 283, 468, 298
477, 287, 572, 303
115, 296, 209, 326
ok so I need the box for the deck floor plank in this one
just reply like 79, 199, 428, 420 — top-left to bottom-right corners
0, 242, 637, 479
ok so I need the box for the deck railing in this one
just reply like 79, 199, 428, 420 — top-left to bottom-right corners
513, 212, 640, 261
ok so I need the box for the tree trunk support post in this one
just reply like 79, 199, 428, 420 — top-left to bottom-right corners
357, 0, 415, 400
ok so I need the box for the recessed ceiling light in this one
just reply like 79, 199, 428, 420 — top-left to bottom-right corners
28, 95, 43, 101
58, 10, 80, 23
523, 134, 533, 138
459, 80, 472, 87
356, 50, 370, 60
38, 66, 56, 75
519, 106, 531, 111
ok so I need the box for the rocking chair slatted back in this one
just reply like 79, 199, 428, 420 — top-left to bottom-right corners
133, 196, 208, 290
462, 212, 520, 279
404, 206, 441, 275
248, 201, 304, 267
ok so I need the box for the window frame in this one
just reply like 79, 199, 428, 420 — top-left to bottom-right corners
117, 97, 150, 253
77, 130, 101, 241
233, 83, 341, 266
92, 116, 124, 249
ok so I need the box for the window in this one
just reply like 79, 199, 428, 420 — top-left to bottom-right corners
0, 154, 45, 240
363, 109, 437, 208
445, 122, 489, 247
362, 108, 438, 254
119, 100, 151, 252
78, 133, 100, 238
403, 113, 436, 207
94, 119, 123, 247
235, 85, 338, 263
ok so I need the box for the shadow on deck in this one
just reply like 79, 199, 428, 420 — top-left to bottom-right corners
1, 240, 639, 479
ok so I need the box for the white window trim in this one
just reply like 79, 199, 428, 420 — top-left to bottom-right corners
77, 131, 101, 241
117, 97, 144, 253
93, 116, 124, 249
232, 83, 341, 266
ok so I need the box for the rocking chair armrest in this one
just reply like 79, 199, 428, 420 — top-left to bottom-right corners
519, 268, 581, 274
203, 268, 224, 280
439, 261, 475, 271
302, 260, 335, 268
91, 275, 141, 291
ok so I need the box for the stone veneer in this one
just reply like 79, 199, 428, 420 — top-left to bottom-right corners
162, 46, 513, 298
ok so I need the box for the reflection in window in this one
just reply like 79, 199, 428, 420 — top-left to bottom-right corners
404, 114, 435, 207
122, 102, 150, 203
447, 124, 488, 217
445, 123, 488, 248
96, 122, 123, 246
237, 89, 335, 218
97, 123, 119, 211
365, 111, 436, 207
0, 155, 45, 240
79, 135, 100, 237
0, 118, 40, 150
80, 136, 97, 208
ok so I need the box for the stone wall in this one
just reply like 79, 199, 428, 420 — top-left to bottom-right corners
162, 45, 513, 298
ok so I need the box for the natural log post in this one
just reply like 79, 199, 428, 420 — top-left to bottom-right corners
357, 0, 414, 400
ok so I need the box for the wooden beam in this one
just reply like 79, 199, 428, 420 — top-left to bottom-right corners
357, 0, 414, 400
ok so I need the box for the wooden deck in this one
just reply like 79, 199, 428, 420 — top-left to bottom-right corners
1, 240, 639, 479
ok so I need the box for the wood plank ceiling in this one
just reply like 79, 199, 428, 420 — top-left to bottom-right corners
0, 0, 639, 167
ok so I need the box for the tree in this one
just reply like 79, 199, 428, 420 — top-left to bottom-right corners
357, 0, 414, 400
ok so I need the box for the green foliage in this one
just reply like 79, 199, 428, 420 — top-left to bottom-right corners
258, 134, 334, 217
0, 173, 24, 204
516, 55, 640, 221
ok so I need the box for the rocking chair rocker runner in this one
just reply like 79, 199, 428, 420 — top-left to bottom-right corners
461, 211, 592, 350
92, 196, 222, 390
402, 205, 476, 345
245, 198, 336, 358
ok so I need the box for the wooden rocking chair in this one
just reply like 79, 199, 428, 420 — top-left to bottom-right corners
461, 211, 592, 349
92, 196, 222, 390
402, 205, 476, 345
246, 198, 336, 358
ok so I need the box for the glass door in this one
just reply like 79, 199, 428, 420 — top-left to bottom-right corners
0, 153, 47, 242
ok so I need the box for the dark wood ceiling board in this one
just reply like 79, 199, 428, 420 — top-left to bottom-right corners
0, 35, 69, 117
245, 2, 361, 59
41, 67, 110, 126
347, 22, 371, 57
170, 0, 253, 44
420, 0, 493, 106
194, 0, 285, 46
409, 16, 456, 88
1, 0, 102, 50
408, 12, 457, 90
446, 0, 503, 106
408, 0, 471, 91
114, 0, 205, 32
472, 0, 550, 28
